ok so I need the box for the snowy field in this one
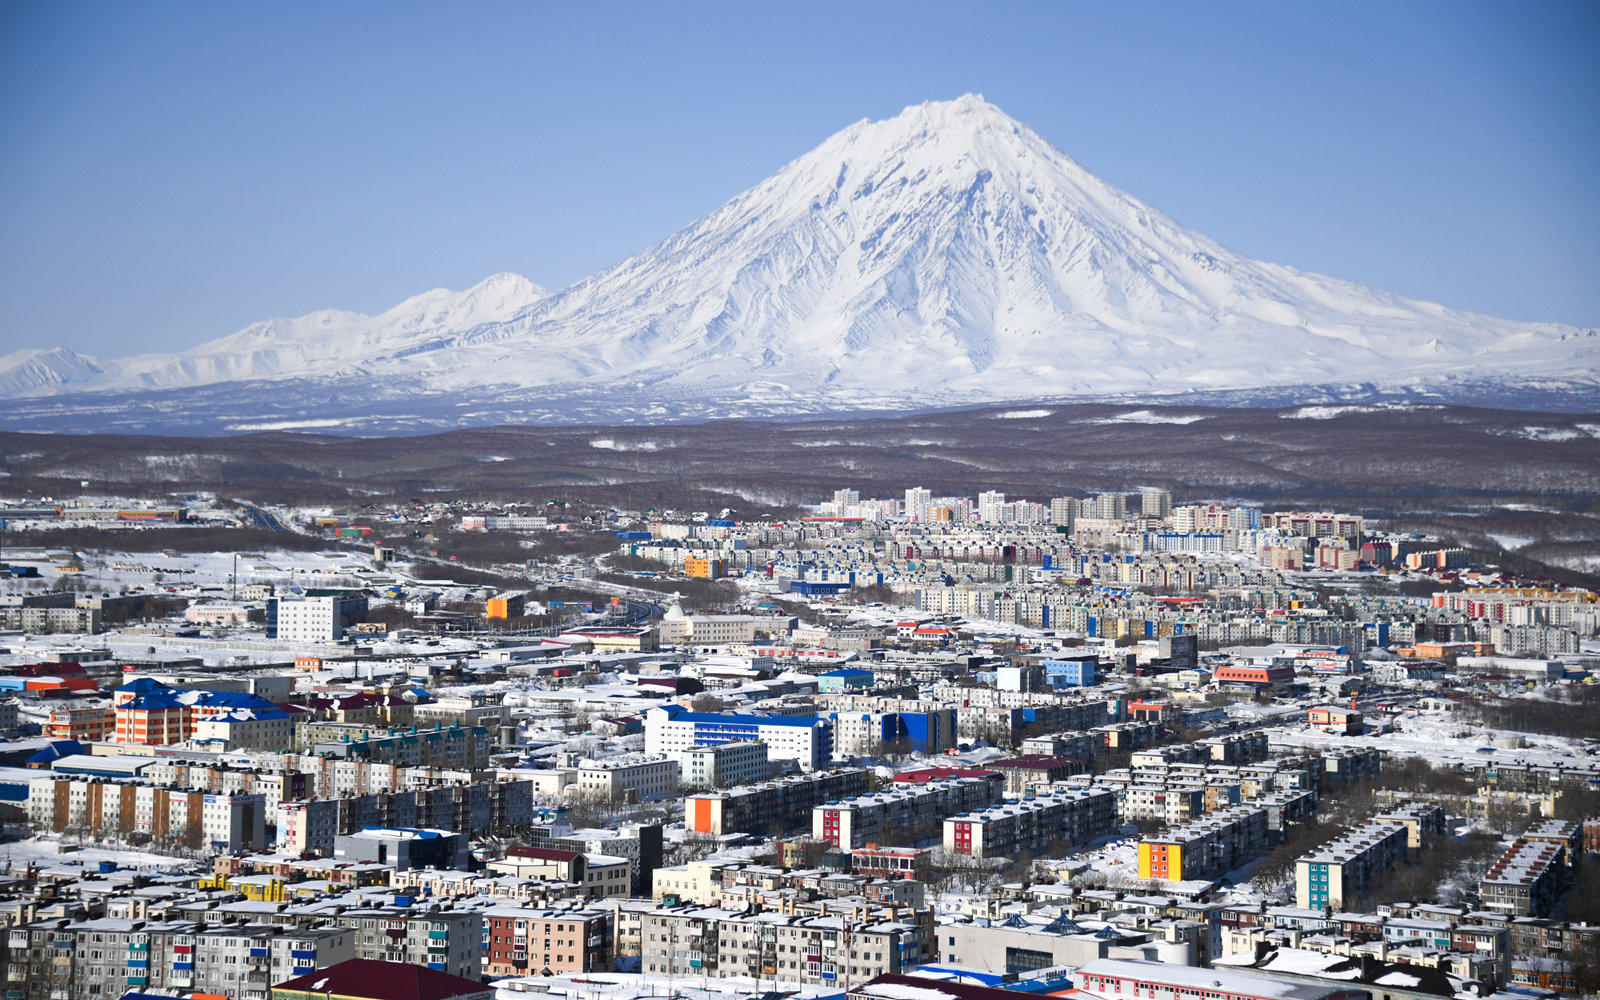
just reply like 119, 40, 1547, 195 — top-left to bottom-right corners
0, 835, 196, 877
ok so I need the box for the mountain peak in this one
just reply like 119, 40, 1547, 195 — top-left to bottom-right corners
1, 97, 1591, 429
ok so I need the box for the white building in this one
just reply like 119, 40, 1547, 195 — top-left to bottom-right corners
190, 708, 295, 751
576, 755, 679, 801
645, 706, 832, 771
680, 740, 768, 789
270, 594, 366, 643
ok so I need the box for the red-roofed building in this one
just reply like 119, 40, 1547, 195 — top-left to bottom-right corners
988, 754, 1086, 794
1127, 698, 1178, 723
271, 957, 492, 1000
893, 766, 1001, 785
1215, 664, 1295, 690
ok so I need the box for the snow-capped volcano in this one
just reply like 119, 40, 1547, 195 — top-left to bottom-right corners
4, 95, 1595, 432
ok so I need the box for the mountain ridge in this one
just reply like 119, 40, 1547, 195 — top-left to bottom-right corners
5, 95, 1596, 430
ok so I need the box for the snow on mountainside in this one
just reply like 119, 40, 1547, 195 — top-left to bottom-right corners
0, 272, 548, 398
3, 96, 1595, 425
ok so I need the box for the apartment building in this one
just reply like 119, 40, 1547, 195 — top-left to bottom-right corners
487, 847, 633, 899
1373, 803, 1447, 849
646, 705, 833, 771
276, 778, 534, 854
330, 904, 482, 980
109, 680, 282, 746
481, 904, 613, 977
1137, 805, 1269, 883
681, 740, 769, 790
1093, 720, 1166, 751
268, 593, 368, 642
815, 698, 957, 755
1480, 838, 1570, 917
4, 916, 353, 1000
1019, 730, 1099, 762
684, 768, 871, 836
1296, 822, 1410, 910
813, 777, 1001, 849
1522, 818, 1583, 866
1200, 732, 1271, 763
575, 755, 679, 801
988, 755, 1087, 794
304, 722, 492, 769
1321, 747, 1383, 787
26, 777, 267, 851
1119, 782, 1207, 826
942, 787, 1117, 858
640, 904, 928, 986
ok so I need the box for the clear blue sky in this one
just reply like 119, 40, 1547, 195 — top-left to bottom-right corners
1, 0, 1596, 358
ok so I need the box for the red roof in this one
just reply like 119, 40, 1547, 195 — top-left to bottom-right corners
273, 958, 490, 1000
505, 845, 581, 863
893, 766, 999, 782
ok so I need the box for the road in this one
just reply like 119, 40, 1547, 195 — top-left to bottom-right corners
237, 502, 286, 533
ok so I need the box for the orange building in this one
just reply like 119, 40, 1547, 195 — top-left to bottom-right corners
46, 707, 113, 741
684, 555, 727, 579
487, 594, 526, 619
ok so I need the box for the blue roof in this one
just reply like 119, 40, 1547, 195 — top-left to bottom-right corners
820, 668, 874, 678
115, 677, 167, 694
660, 705, 823, 727
25, 739, 85, 765
123, 688, 277, 712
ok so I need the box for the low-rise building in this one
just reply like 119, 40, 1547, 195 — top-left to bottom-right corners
333, 826, 470, 871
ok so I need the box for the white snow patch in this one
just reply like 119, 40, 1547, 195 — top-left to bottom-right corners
1090, 409, 1205, 425
1494, 425, 1584, 442
588, 439, 659, 451
224, 418, 352, 431
992, 409, 1054, 419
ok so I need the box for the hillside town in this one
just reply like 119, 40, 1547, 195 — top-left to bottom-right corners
0, 485, 1594, 1000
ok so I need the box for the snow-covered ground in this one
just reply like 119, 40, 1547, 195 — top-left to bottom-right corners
0, 835, 196, 877
494, 970, 847, 1000
1270, 712, 1597, 775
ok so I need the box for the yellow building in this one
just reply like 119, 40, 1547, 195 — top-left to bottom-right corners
1138, 840, 1185, 881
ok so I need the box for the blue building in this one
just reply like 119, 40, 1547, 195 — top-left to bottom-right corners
1043, 655, 1098, 688
646, 705, 834, 770
817, 667, 875, 693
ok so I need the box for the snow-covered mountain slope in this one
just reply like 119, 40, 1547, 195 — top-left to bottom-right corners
4, 96, 1596, 429
0, 272, 547, 397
